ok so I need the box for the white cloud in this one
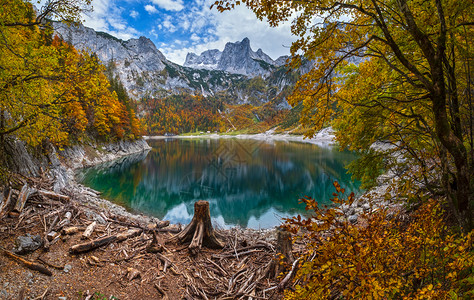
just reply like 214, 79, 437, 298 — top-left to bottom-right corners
190, 33, 200, 42
162, 21, 176, 32
180, 18, 190, 31
69, 0, 295, 66
145, 5, 159, 14
151, 0, 184, 12
130, 10, 139, 19
81, 0, 139, 41
160, 0, 295, 64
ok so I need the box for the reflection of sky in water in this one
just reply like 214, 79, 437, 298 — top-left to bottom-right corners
77, 138, 361, 229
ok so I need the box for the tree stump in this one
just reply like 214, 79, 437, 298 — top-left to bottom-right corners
266, 227, 294, 279
173, 200, 225, 255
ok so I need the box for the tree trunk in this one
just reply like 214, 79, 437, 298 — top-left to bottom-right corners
266, 228, 294, 279
172, 200, 225, 255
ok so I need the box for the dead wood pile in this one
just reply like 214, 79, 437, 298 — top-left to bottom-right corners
1, 174, 302, 299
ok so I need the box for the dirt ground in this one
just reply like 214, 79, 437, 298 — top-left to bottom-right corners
0, 194, 286, 300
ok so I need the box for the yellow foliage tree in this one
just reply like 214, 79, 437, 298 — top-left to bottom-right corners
213, 0, 474, 231
282, 183, 473, 299
0, 0, 143, 151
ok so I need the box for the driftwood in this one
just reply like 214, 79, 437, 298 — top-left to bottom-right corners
2, 248, 52, 276
38, 189, 70, 202
13, 184, 36, 213
69, 235, 117, 254
62, 226, 79, 235
69, 228, 142, 254
82, 221, 97, 239
57, 211, 72, 229
172, 200, 225, 255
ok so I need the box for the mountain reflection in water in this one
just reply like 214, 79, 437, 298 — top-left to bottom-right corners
76, 138, 360, 228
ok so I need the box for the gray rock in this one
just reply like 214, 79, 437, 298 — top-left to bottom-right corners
185, 38, 280, 77
14, 234, 43, 254
348, 215, 358, 224
63, 264, 72, 273
362, 203, 371, 211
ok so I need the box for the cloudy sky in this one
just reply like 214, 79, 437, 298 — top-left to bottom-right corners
77, 0, 295, 65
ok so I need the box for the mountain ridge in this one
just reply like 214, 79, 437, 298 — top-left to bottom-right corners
53, 23, 298, 105
184, 37, 289, 76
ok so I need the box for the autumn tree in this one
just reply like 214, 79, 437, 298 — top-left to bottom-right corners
282, 183, 473, 299
0, 0, 92, 146
214, 0, 473, 231
1, 0, 143, 152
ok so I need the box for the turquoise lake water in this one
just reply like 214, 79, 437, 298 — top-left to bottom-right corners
76, 138, 360, 229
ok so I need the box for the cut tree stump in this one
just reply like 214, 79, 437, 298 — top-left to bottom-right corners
266, 228, 294, 279
172, 200, 225, 255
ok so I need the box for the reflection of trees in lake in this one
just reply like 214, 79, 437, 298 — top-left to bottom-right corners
77, 139, 360, 228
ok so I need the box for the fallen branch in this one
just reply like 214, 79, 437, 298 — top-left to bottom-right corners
154, 283, 169, 300
2, 248, 52, 276
212, 249, 264, 259
278, 257, 300, 291
37, 257, 64, 270
32, 287, 49, 300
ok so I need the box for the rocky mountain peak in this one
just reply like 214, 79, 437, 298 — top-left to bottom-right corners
184, 37, 280, 77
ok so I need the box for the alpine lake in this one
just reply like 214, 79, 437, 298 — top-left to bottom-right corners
76, 138, 361, 229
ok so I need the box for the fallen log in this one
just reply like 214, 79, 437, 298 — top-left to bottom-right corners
62, 226, 80, 235
38, 189, 70, 202
2, 248, 52, 276
107, 217, 170, 232
69, 228, 142, 254
57, 211, 72, 229
69, 235, 117, 254
172, 200, 225, 255
116, 228, 142, 242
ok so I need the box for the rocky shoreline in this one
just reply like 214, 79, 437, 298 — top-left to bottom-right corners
62, 131, 399, 231
0, 134, 403, 299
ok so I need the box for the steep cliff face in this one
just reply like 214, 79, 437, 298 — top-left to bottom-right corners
53, 23, 299, 105
3, 136, 151, 192
184, 49, 222, 70
53, 22, 186, 98
184, 38, 289, 77
54, 23, 167, 71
